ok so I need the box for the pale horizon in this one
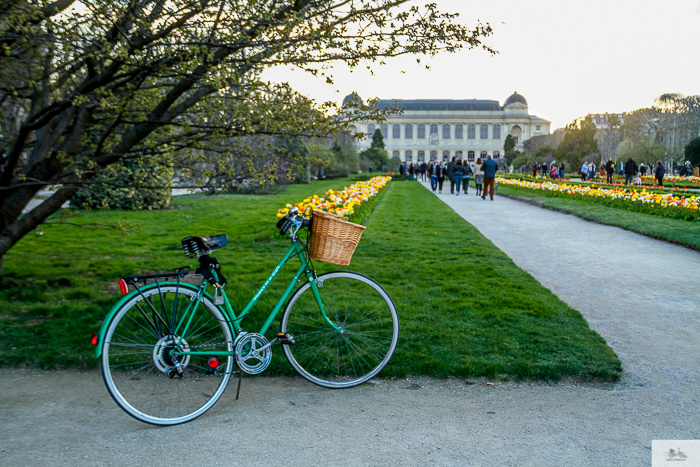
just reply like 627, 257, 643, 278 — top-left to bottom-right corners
265, 0, 700, 130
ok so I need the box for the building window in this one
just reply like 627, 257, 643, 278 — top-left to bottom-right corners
514, 136, 519, 144
405, 150, 413, 163
455, 150, 462, 160
467, 124, 475, 139
417, 150, 425, 162
392, 150, 400, 159
430, 124, 438, 138
417, 124, 425, 139
380, 124, 388, 139
468, 151, 475, 162
493, 151, 500, 159
442, 124, 450, 139
493, 124, 501, 139
536, 125, 541, 131
392, 124, 400, 139
430, 150, 438, 161
367, 124, 375, 136
480, 124, 488, 139
481, 150, 488, 159
455, 124, 463, 139
405, 124, 413, 139
443, 150, 451, 161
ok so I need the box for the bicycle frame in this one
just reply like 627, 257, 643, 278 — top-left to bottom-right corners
94, 239, 340, 359
172, 240, 340, 357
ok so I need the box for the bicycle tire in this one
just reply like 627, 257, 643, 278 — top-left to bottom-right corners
280, 271, 399, 388
100, 285, 234, 425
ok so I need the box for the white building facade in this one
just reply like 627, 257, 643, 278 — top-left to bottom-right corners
347, 92, 550, 164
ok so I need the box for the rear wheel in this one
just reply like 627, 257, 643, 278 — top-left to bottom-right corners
280, 271, 399, 388
100, 285, 234, 425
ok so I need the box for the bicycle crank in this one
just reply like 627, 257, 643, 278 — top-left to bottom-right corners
235, 333, 272, 375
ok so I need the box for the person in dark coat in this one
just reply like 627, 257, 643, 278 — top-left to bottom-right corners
624, 158, 638, 185
437, 161, 446, 193
559, 162, 566, 179
532, 162, 538, 178
462, 161, 472, 194
452, 160, 465, 196
446, 157, 456, 194
480, 155, 499, 201
605, 158, 615, 184
655, 161, 665, 187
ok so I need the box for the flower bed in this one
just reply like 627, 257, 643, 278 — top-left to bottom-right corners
500, 174, 698, 195
497, 177, 700, 222
277, 176, 391, 223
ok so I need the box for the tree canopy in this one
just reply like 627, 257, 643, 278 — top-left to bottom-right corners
556, 116, 599, 168
0, 0, 495, 270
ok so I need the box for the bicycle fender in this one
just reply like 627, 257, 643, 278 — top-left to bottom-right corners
94, 281, 213, 358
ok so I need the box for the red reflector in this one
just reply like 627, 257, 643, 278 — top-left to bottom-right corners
118, 279, 128, 295
208, 357, 219, 368
91, 332, 98, 346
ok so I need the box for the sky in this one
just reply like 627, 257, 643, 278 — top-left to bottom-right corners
264, 0, 700, 130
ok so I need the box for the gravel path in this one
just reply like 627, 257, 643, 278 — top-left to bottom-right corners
2, 180, 699, 466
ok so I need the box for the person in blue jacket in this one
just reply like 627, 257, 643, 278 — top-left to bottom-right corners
480, 155, 499, 201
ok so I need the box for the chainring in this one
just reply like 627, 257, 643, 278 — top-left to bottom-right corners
235, 333, 272, 375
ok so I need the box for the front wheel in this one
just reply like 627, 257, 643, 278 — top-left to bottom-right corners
280, 271, 399, 388
100, 285, 234, 426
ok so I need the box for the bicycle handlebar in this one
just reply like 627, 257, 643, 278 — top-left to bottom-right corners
277, 207, 309, 237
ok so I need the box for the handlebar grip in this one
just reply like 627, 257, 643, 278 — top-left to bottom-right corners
279, 218, 292, 235
276, 216, 287, 229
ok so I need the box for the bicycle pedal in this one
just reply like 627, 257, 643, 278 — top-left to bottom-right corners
276, 332, 296, 345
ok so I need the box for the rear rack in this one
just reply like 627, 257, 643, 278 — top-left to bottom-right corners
122, 266, 192, 285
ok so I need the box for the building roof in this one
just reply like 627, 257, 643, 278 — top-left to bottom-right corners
374, 99, 502, 112
505, 92, 527, 107
529, 116, 550, 123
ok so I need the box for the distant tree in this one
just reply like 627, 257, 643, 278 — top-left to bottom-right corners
504, 134, 516, 154
359, 148, 389, 173
685, 137, 700, 166
522, 129, 566, 155
556, 116, 599, 169
371, 129, 386, 150
387, 155, 401, 173
618, 139, 666, 166
596, 115, 624, 162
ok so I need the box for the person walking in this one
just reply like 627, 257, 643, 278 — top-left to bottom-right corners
655, 160, 665, 187
399, 162, 405, 176
559, 161, 566, 179
462, 161, 472, 194
452, 160, 465, 196
624, 157, 638, 185
447, 156, 456, 194
532, 162, 538, 178
429, 160, 439, 192
437, 161, 446, 193
407, 163, 415, 181
420, 161, 427, 181
605, 158, 615, 184
474, 157, 484, 197
480, 155, 498, 201
580, 161, 589, 182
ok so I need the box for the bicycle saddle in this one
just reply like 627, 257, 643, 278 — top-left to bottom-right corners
181, 234, 228, 258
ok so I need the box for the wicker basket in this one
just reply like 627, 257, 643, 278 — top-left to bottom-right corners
309, 209, 366, 266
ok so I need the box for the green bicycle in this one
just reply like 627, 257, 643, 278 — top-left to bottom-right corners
93, 207, 400, 426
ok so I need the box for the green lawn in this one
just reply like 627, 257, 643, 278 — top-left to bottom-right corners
0, 180, 621, 381
498, 184, 700, 252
